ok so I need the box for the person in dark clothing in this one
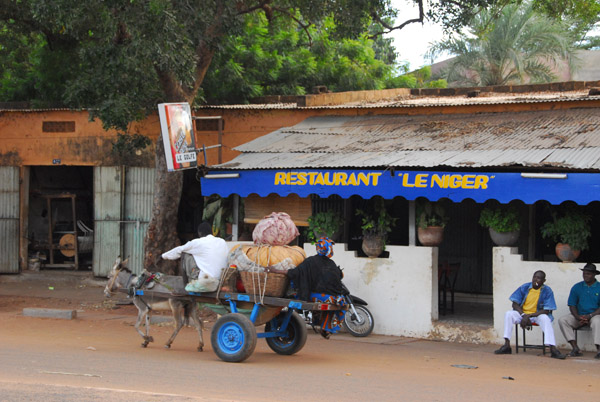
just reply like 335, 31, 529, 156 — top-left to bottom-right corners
286, 237, 347, 339
286, 237, 346, 301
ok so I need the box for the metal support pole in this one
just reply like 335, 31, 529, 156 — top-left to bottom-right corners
409, 200, 416, 246
218, 118, 223, 164
232, 194, 239, 241
528, 204, 535, 260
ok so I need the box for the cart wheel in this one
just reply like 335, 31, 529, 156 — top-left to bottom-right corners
265, 311, 307, 355
211, 313, 257, 363
342, 305, 374, 337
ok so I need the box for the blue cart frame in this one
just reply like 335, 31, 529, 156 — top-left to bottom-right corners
130, 288, 347, 362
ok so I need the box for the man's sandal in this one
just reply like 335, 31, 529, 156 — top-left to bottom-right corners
568, 350, 583, 357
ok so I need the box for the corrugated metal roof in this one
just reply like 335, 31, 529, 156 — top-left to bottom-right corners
196, 90, 598, 110
217, 109, 600, 171
2, 90, 595, 112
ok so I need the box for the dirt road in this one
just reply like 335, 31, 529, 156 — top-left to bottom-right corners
1, 272, 599, 401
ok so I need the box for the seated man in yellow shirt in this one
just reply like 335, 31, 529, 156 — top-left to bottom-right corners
495, 270, 566, 359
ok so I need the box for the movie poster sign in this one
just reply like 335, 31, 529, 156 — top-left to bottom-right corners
158, 102, 197, 171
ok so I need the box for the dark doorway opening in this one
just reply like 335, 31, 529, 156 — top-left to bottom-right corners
28, 166, 94, 270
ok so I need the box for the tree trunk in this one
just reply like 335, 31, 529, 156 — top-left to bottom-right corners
144, 33, 217, 273
143, 137, 182, 274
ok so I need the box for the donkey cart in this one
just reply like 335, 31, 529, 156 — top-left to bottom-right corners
127, 288, 348, 363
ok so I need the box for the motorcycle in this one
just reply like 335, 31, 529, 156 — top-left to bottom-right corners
342, 292, 375, 337
301, 283, 374, 338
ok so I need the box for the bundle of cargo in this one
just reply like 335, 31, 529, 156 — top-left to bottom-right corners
252, 212, 299, 246
228, 213, 305, 297
228, 244, 306, 272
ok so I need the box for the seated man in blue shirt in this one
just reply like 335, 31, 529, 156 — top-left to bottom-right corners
495, 270, 566, 359
558, 263, 600, 358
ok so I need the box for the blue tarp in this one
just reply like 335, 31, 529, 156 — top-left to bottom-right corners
201, 169, 600, 205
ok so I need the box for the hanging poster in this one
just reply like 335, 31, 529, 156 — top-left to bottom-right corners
158, 102, 197, 171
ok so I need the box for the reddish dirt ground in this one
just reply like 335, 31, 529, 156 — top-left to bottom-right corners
2, 272, 600, 401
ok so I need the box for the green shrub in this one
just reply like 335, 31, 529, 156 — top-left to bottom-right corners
479, 207, 521, 233
306, 211, 343, 243
541, 207, 591, 251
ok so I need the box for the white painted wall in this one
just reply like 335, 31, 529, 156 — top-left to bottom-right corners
226, 242, 598, 350
493, 247, 598, 351
302, 243, 438, 337
227, 241, 439, 338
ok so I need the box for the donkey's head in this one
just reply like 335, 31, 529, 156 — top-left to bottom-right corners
104, 257, 130, 297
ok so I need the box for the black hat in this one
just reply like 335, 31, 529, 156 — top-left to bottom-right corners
580, 263, 600, 275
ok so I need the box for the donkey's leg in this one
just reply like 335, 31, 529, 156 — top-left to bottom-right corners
164, 299, 185, 349
189, 302, 204, 352
133, 298, 153, 347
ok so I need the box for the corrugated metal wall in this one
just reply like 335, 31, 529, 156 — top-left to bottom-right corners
122, 167, 154, 275
93, 167, 154, 277
0, 167, 19, 273
93, 167, 122, 277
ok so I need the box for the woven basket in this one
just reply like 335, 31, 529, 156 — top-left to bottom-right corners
239, 271, 289, 297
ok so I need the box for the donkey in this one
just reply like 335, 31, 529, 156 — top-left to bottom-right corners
104, 257, 204, 351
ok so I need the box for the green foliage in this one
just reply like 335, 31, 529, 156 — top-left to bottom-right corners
385, 66, 448, 89
428, 3, 581, 86
111, 133, 152, 163
356, 197, 396, 236
386, 74, 417, 88
426, 79, 448, 88
541, 207, 592, 251
416, 198, 449, 229
201, 14, 397, 103
306, 211, 343, 243
479, 206, 521, 233
531, 0, 600, 26
0, 0, 523, 117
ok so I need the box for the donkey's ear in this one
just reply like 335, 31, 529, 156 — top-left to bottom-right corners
122, 258, 129, 268
111, 256, 121, 271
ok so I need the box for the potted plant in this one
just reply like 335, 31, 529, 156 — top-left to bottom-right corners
479, 206, 521, 246
416, 199, 449, 246
306, 211, 343, 243
356, 197, 397, 257
541, 207, 591, 262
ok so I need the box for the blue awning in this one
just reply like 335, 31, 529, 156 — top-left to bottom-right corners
201, 169, 600, 205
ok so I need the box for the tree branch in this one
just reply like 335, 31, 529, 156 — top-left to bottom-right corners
369, 0, 424, 37
271, 6, 313, 45
235, 0, 272, 16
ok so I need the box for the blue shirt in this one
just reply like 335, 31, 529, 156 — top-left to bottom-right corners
567, 280, 600, 315
509, 282, 557, 321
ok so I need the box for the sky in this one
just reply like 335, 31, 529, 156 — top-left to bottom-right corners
384, 1, 447, 70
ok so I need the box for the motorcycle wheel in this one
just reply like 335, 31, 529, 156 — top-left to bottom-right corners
342, 305, 374, 337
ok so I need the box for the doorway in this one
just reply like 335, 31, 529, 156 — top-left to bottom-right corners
27, 166, 94, 270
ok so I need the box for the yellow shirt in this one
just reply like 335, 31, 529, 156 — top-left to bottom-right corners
522, 288, 541, 314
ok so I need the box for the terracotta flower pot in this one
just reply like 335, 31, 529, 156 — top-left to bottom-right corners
417, 226, 444, 246
489, 228, 519, 247
555, 243, 580, 262
362, 233, 384, 258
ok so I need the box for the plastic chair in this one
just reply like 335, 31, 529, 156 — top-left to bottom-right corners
438, 261, 460, 315
515, 322, 546, 354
